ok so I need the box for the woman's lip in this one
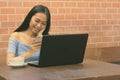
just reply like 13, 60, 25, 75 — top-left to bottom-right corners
34, 27, 40, 32
34, 28, 39, 33
36, 29, 40, 32
34, 26, 43, 33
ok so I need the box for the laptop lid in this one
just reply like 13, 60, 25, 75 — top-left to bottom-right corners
29, 33, 88, 67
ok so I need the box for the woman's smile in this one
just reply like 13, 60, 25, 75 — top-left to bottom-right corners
34, 26, 41, 33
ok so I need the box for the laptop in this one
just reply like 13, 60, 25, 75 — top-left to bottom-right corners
28, 33, 88, 67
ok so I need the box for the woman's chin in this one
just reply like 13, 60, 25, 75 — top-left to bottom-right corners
32, 31, 38, 35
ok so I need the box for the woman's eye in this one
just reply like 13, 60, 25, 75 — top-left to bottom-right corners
34, 19, 47, 26
42, 23, 47, 26
35, 19, 40, 23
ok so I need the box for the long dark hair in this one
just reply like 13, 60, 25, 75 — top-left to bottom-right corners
14, 5, 51, 35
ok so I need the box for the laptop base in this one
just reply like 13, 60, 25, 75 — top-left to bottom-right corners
28, 61, 40, 67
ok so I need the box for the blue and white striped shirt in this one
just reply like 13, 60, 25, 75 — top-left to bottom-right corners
7, 38, 40, 62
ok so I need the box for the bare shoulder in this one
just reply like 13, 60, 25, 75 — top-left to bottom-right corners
10, 32, 20, 39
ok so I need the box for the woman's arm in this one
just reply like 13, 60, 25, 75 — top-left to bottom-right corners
6, 53, 15, 64
7, 41, 41, 64
18, 41, 41, 59
7, 32, 41, 64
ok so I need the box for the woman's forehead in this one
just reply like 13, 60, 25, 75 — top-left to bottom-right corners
33, 13, 47, 21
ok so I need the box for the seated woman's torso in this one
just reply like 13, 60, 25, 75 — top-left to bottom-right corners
8, 32, 40, 62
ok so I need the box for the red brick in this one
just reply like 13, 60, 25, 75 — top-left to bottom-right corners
23, 2, 36, 7
1, 8, 15, 14
0, 1, 7, 6
0, 28, 8, 34
8, 2, 22, 7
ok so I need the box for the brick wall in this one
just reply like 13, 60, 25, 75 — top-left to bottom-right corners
0, 0, 120, 54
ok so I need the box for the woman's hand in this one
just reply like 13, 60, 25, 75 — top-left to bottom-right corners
38, 28, 45, 36
30, 39, 42, 52
34, 35, 43, 42
31, 28, 44, 50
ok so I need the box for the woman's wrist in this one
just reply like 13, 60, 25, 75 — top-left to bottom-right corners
20, 49, 35, 59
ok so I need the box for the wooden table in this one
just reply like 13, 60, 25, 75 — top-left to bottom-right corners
0, 56, 120, 80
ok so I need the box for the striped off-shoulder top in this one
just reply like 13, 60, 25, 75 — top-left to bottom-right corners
7, 32, 40, 62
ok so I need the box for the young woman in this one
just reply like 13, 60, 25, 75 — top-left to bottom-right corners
7, 5, 51, 64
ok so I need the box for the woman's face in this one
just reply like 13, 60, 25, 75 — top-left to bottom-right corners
29, 12, 47, 35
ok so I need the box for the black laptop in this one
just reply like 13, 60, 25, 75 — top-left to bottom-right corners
28, 33, 88, 67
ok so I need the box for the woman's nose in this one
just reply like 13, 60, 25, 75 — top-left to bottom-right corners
37, 23, 42, 27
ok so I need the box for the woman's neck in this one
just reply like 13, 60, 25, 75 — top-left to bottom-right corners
24, 30, 37, 38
